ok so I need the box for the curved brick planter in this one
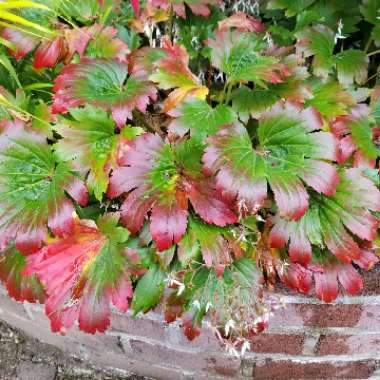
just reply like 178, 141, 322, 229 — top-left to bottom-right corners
1, 267, 380, 380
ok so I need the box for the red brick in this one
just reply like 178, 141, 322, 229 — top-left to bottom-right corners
110, 312, 168, 342
167, 324, 223, 351
360, 264, 380, 295
317, 333, 380, 355
128, 338, 241, 376
249, 333, 305, 355
252, 358, 376, 379
271, 303, 380, 328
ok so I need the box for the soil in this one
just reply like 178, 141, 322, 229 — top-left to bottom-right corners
0, 321, 148, 380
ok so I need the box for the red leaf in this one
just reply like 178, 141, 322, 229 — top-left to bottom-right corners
1, 28, 38, 60
301, 160, 339, 197
182, 314, 201, 340
63, 26, 94, 62
336, 264, 363, 295
0, 119, 88, 255
24, 216, 135, 334
269, 216, 312, 266
217, 12, 265, 33
0, 245, 45, 303
281, 263, 312, 294
108, 133, 236, 250
131, 0, 140, 14
314, 270, 338, 303
269, 175, 309, 221
149, 0, 221, 18
33, 38, 66, 70
121, 187, 155, 234
354, 248, 379, 270
52, 58, 156, 128
150, 197, 188, 251
186, 179, 238, 227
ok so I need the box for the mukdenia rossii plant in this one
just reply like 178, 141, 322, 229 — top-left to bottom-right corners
1, 0, 380, 355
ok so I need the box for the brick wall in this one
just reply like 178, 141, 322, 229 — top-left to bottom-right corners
1, 267, 380, 379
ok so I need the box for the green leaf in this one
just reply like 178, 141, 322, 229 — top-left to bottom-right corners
204, 102, 339, 220
335, 49, 368, 86
347, 116, 378, 160
306, 81, 355, 118
169, 98, 236, 141
267, 0, 317, 16
360, 0, 380, 25
296, 25, 335, 79
177, 229, 201, 265
52, 59, 157, 128
0, 244, 45, 303
0, 53, 21, 88
117, 25, 141, 50
371, 96, 380, 124
132, 264, 166, 314
31, 100, 53, 139
371, 25, 380, 47
231, 85, 279, 120
57, 0, 102, 23
55, 105, 142, 201
0, 120, 88, 254
208, 30, 288, 86
295, 10, 321, 31
270, 169, 380, 264
24, 214, 136, 334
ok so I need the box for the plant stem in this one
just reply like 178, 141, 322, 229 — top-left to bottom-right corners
225, 82, 233, 105
168, 1, 174, 43
365, 36, 373, 53
367, 49, 380, 57
364, 71, 379, 84
220, 80, 229, 104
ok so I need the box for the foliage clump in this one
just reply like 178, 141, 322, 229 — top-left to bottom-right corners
1, 0, 380, 355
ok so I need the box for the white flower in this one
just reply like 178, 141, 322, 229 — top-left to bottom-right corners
215, 71, 224, 83
264, 32, 273, 48
225, 319, 236, 336
191, 36, 199, 47
226, 342, 240, 358
192, 300, 201, 310
165, 275, 185, 296
177, 282, 185, 296
334, 19, 346, 44
241, 340, 251, 356
205, 301, 213, 312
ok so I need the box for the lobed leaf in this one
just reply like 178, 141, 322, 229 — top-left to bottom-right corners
149, 38, 208, 112
0, 243, 45, 303
52, 58, 157, 128
208, 29, 290, 86
149, 0, 221, 18
24, 214, 137, 334
203, 101, 339, 220
54, 105, 143, 201
0, 119, 88, 254
270, 169, 380, 264
108, 133, 237, 251
296, 24, 335, 79
168, 98, 236, 141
